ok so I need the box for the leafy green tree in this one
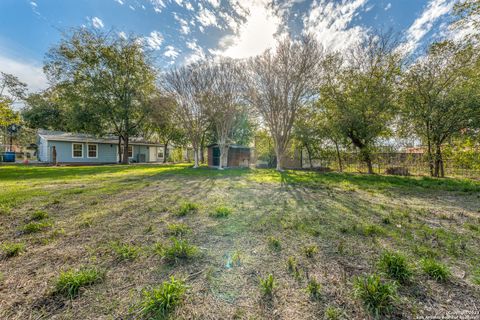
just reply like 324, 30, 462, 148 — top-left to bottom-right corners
400, 41, 479, 177
319, 34, 402, 173
1, 72, 26, 149
44, 28, 156, 163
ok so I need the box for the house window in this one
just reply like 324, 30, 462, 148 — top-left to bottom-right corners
157, 150, 164, 158
72, 143, 83, 158
128, 145, 133, 158
87, 144, 98, 158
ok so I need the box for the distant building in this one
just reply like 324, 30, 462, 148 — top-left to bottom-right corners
207, 144, 251, 168
37, 130, 166, 164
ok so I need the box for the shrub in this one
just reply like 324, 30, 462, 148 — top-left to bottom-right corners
176, 202, 198, 216
160, 238, 198, 263
167, 223, 190, 236
31, 210, 49, 220
109, 241, 140, 261
259, 274, 276, 297
54, 267, 104, 298
21, 221, 51, 234
1, 242, 26, 257
421, 259, 450, 282
303, 245, 318, 258
353, 274, 397, 317
306, 278, 321, 299
267, 236, 281, 251
210, 206, 232, 218
140, 276, 186, 319
378, 250, 413, 284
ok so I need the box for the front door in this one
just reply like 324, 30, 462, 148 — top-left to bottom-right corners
212, 147, 220, 166
149, 146, 157, 162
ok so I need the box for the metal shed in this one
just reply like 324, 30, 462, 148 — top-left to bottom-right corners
207, 144, 251, 168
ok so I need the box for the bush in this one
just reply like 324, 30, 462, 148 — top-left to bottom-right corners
1, 242, 26, 257
303, 245, 318, 258
109, 241, 140, 261
267, 236, 281, 251
421, 259, 450, 282
159, 238, 198, 263
353, 274, 397, 317
140, 276, 186, 319
31, 210, 49, 220
166, 223, 190, 236
259, 274, 276, 297
21, 221, 51, 234
210, 206, 232, 218
176, 202, 198, 216
378, 250, 413, 284
54, 267, 104, 298
306, 278, 321, 299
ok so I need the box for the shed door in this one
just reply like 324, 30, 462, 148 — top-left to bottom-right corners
149, 146, 157, 162
212, 147, 220, 166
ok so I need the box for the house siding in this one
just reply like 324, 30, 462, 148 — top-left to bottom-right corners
46, 141, 118, 163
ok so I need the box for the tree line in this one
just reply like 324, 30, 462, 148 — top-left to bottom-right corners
2, 0, 479, 176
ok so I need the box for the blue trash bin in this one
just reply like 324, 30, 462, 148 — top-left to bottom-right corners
3, 152, 15, 162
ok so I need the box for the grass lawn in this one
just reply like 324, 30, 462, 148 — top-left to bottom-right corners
0, 164, 479, 319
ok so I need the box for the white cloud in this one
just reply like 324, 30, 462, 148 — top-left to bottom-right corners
174, 13, 191, 34
197, 8, 218, 27
30, 1, 37, 7
0, 54, 47, 93
164, 45, 180, 59
303, 0, 368, 53
184, 39, 205, 64
213, 0, 282, 59
185, 2, 194, 10
144, 31, 164, 50
150, 0, 166, 13
114, 0, 124, 5
129, 5, 135, 10
118, 31, 127, 39
385, 3, 392, 11
207, 0, 221, 8
91, 16, 104, 29
399, 0, 454, 54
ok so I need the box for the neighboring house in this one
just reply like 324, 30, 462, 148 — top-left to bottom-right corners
207, 144, 251, 168
37, 130, 166, 164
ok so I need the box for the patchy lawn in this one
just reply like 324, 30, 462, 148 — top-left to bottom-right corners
0, 164, 479, 319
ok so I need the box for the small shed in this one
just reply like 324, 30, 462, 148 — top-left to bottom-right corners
207, 144, 251, 168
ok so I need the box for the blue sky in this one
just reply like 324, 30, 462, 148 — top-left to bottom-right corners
0, 0, 459, 93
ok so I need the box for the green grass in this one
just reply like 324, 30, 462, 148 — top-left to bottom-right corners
1, 242, 26, 257
353, 274, 397, 318
176, 202, 199, 216
267, 236, 282, 251
421, 259, 451, 282
140, 276, 186, 319
259, 274, 276, 297
303, 245, 318, 258
210, 206, 232, 218
378, 250, 413, 284
306, 278, 321, 299
21, 221, 52, 234
31, 210, 49, 220
473, 267, 480, 285
54, 267, 105, 298
324, 306, 344, 320
166, 223, 190, 236
109, 241, 140, 261
156, 238, 198, 263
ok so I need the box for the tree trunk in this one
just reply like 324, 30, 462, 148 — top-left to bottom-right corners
360, 147, 373, 174
122, 134, 129, 164
218, 140, 228, 170
334, 140, 343, 172
193, 145, 199, 168
434, 144, 444, 178
305, 144, 313, 169
275, 144, 284, 171
163, 141, 169, 163
118, 136, 123, 163
427, 139, 434, 177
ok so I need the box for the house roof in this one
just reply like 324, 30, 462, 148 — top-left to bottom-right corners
38, 130, 163, 146
207, 143, 251, 149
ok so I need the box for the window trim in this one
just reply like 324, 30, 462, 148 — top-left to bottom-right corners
72, 143, 83, 158
128, 145, 133, 158
87, 143, 98, 159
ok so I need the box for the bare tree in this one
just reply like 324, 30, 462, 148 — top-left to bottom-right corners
162, 62, 210, 168
204, 59, 245, 169
245, 35, 322, 171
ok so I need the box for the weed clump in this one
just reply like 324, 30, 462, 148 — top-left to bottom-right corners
324, 306, 344, 320
210, 206, 232, 218
140, 276, 186, 319
287, 256, 301, 279
54, 267, 104, 298
157, 237, 198, 263
31, 210, 49, 220
21, 221, 51, 234
167, 223, 190, 236
421, 259, 450, 282
176, 202, 198, 216
267, 236, 281, 251
306, 278, 321, 299
259, 274, 276, 297
1, 242, 26, 257
303, 245, 318, 258
353, 274, 397, 317
109, 241, 140, 261
378, 250, 413, 284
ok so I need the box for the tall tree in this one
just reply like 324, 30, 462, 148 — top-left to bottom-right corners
400, 41, 479, 177
319, 34, 402, 174
0, 72, 26, 149
162, 62, 211, 168
204, 59, 245, 169
44, 28, 156, 163
245, 35, 323, 171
